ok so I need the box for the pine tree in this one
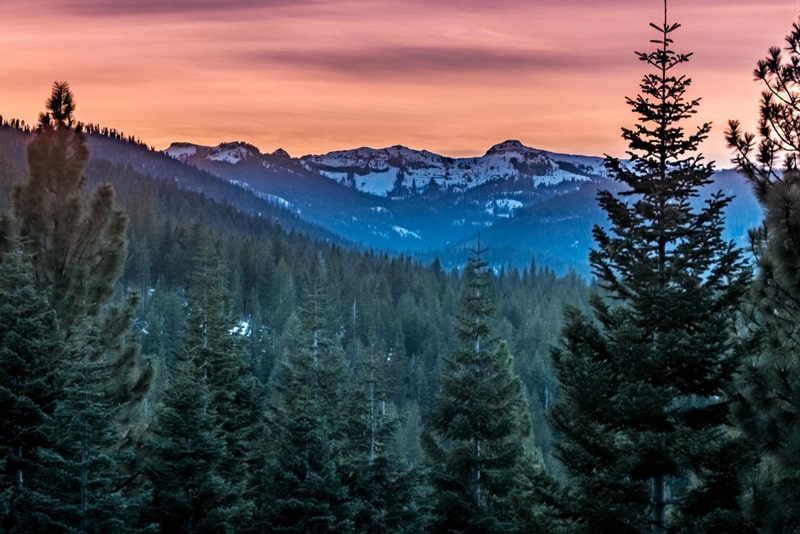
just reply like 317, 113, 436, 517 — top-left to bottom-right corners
550, 3, 750, 532
422, 249, 549, 532
145, 342, 232, 533
13, 82, 125, 331
2, 86, 150, 528
0, 243, 66, 531
40, 321, 143, 533
10, 81, 151, 458
147, 233, 259, 531
261, 274, 355, 532
727, 19, 800, 532
346, 337, 429, 533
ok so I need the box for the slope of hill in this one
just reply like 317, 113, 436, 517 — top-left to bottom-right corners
0, 125, 342, 246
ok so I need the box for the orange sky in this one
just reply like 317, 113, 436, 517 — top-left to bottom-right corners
1, 1, 798, 164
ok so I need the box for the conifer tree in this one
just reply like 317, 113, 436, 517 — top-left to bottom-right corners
550, 3, 750, 532
184, 234, 261, 527
40, 321, 143, 533
145, 340, 232, 533
0, 243, 66, 531
346, 338, 429, 533
14, 82, 125, 331
11, 81, 151, 447
3, 82, 150, 531
147, 233, 258, 531
727, 19, 800, 531
261, 274, 356, 531
422, 249, 549, 532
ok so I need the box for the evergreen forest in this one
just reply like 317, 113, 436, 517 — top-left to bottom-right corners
3, 3, 800, 532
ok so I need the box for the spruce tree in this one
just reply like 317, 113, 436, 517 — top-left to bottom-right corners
40, 321, 143, 533
0, 243, 66, 531
550, 3, 750, 532
346, 337, 429, 533
147, 234, 258, 531
422, 249, 548, 533
261, 274, 355, 532
0, 269, 144, 532
145, 341, 232, 533
183, 234, 260, 528
727, 19, 800, 531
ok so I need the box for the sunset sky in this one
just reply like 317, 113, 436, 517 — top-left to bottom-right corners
1, 0, 798, 165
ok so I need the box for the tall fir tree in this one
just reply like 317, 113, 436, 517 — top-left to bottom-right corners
147, 233, 257, 531
550, 3, 750, 532
2, 83, 151, 530
39, 320, 144, 533
0, 243, 66, 532
727, 18, 800, 532
185, 233, 261, 528
422, 248, 550, 533
345, 336, 429, 533
261, 273, 356, 532
145, 338, 232, 533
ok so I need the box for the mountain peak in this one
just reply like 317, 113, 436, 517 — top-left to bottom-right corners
164, 142, 198, 161
271, 148, 291, 158
485, 140, 529, 155
208, 141, 260, 164
297, 139, 608, 197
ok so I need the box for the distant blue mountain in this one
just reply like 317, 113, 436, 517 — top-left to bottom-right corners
163, 139, 763, 278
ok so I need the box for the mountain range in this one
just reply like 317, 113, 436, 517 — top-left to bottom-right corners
163, 139, 764, 277
0, 123, 762, 278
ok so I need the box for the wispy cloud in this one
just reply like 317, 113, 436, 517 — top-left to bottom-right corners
20, 0, 309, 17
242, 45, 597, 79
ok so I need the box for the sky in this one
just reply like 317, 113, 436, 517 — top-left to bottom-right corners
1, 0, 798, 164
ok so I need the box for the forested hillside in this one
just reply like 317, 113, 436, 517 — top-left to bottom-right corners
0, 117, 589, 451
0, 85, 589, 530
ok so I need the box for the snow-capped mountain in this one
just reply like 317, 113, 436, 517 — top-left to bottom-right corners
165, 139, 611, 197
298, 140, 610, 197
166, 141, 274, 166
162, 139, 761, 277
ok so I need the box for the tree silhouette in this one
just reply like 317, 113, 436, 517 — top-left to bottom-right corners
551, 3, 750, 531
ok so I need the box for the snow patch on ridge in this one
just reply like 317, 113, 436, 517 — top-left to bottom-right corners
392, 226, 421, 239
486, 198, 524, 217
299, 140, 607, 197
165, 143, 197, 161
228, 180, 296, 213
209, 145, 250, 164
